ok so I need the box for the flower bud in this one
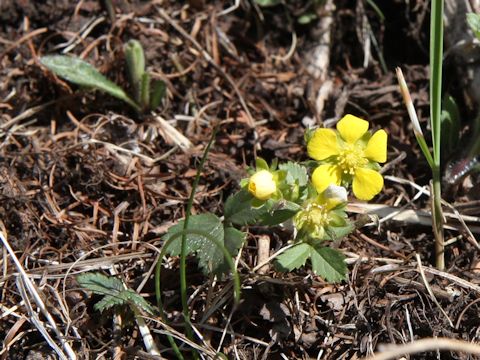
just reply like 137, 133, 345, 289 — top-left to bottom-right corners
248, 170, 276, 200
322, 185, 348, 209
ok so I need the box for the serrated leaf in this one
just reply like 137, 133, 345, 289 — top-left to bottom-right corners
94, 294, 125, 312
40, 55, 139, 110
260, 200, 301, 226
310, 247, 347, 282
78, 272, 156, 315
467, 13, 480, 40
224, 189, 270, 225
275, 243, 311, 272
215, 226, 246, 274
324, 216, 354, 241
77, 272, 124, 296
124, 290, 156, 315
224, 226, 246, 254
279, 162, 308, 187
164, 213, 228, 275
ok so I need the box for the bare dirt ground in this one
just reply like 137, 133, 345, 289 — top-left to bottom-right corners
1, 1, 480, 359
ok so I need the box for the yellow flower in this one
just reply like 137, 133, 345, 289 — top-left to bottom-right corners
307, 114, 387, 200
294, 185, 348, 240
248, 170, 277, 200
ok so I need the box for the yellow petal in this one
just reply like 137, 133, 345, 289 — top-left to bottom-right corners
352, 168, 384, 200
312, 164, 342, 194
364, 129, 387, 163
336, 114, 369, 144
307, 128, 340, 160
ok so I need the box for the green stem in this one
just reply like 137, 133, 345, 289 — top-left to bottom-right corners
430, 0, 444, 163
156, 229, 241, 307
154, 227, 241, 357
430, 0, 445, 270
180, 126, 218, 347
432, 168, 444, 270
416, 134, 435, 170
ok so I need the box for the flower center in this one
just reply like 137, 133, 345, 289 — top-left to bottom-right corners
337, 144, 367, 175
304, 203, 329, 227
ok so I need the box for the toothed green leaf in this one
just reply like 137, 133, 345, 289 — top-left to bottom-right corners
77, 273, 156, 315
164, 213, 233, 275
275, 243, 311, 272
77, 272, 123, 296
310, 246, 347, 282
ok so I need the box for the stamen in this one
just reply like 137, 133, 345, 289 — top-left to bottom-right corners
337, 144, 367, 174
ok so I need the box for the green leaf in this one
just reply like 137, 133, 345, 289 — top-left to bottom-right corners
275, 243, 311, 272
224, 226, 246, 254
467, 13, 480, 40
255, 0, 282, 7
441, 95, 460, 157
124, 39, 145, 104
150, 79, 166, 110
224, 189, 270, 226
140, 72, 150, 110
40, 55, 139, 110
260, 200, 301, 226
214, 226, 246, 274
279, 162, 308, 187
324, 217, 354, 241
94, 294, 125, 312
297, 12, 317, 25
255, 157, 269, 171
77, 273, 156, 315
77, 272, 124, 296
310, 246, 347, 282
124, 290, 157, 315
164, 213, 229, 275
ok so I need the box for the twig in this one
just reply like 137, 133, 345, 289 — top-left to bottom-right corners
252, 244, 294, 273
363, 337, 480, 360
415, 254, 453, 327
0, 226, 77, 360
422, 266, 480, 294
256, 235, 271, 275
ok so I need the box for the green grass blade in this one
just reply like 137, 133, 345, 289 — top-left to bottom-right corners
430, 0, 444, 165
429, 0, 445, 270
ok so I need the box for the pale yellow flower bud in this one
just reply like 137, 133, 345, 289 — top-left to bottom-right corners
248, 170, 276, 200
323, 185, 348, 209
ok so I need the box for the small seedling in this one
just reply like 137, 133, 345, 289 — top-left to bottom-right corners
40, 40, 165, 113
77, 272, 156, 315
124, 39, 166, 111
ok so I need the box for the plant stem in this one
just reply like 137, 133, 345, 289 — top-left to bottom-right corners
180, 125, 219, 353
431, 168, 444, 270
430, 0, 445, 270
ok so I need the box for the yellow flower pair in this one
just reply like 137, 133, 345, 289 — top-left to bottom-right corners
307, 114, 387, 200
247, 114, 387, 202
